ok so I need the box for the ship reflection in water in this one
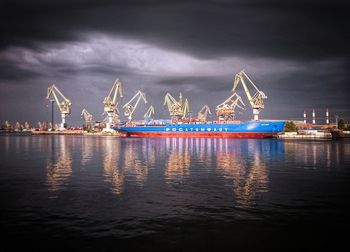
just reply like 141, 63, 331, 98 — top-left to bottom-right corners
96, 137, 284, 209
216, 139, 270, 208
1, 136, 350, 251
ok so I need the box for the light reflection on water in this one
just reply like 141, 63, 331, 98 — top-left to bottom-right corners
37, 137, 287, 207
2, 136, 348, 199
103, 137, 123, 195
99, 137, 283, 208
46, 136, 72, 192
283, 140, 346, 169
165, 138, 191, 183
81, 136, 93, 167
1, 136, 350, 250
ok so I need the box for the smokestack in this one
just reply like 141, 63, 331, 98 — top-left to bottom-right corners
303, 110, 306, 124
326, 108, 329, 124
312, 109, 316, 124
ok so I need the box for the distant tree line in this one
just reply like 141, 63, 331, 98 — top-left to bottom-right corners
284, 121, 298, 132
338, 119, 350, 131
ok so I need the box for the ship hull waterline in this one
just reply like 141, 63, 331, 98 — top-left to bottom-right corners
114, 121, 286, 139
118, 131, 276, 138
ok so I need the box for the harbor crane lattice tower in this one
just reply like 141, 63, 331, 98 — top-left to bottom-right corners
232, 70, 267, 121
46, 84, 72, 130
164, 92, 191, 122
182, 98, 190, 120
144, 105, 155, 123
216, 93, 245, 121
164, 92, 184, 122
81, 109, 94, 124
123, 90, 147, 121
103, 79, 123, 130
81, 108, 94, 131
197, 105, 212, 122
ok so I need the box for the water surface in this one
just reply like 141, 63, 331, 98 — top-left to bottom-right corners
1, 136, 350, 251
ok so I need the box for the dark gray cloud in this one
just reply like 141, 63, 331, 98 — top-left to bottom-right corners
1, 0, 349, 59
0, 0, 349, 125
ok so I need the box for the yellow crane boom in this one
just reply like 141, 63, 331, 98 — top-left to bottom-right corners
197, 105, 212, 122
144, 105, 155, 119
164, 92, 184, 121
103, 79, 123, 113
216, 92, 245, 121
182, 98, 190, 119
123, 90, 147, 121
103, 79, 123, 130
46, 84, 72, 114
232, 70, 267, 120
46, 84, 72, 129
81, 109, 93, 123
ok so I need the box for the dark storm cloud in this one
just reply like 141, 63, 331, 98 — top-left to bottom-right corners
156, 76, 231, 92
0, 63, 40, 81
1, 0, 349, 60
0, 0, 350, 125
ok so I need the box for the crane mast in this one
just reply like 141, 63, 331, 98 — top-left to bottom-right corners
46, 84, 72, 130
182, 98, 191, 119
144, 105, 155, 123
81, 109, 93, 123
122, 90, 147, 121
232, 70, 267, 120
216, 92, 245, 121
81, 109, 94, 131
103, 79, 123, 130
164, 92, 184, 123
197, 105, 212, 122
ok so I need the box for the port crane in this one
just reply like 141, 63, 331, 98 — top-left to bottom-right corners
232, 70, 267, 120
103, 79, 123, 130
123, 90, 147, 121
46, 84, 72, 130
182, 98, 191, 119
144, 105, 155, 123
81, 109, 93, 124
164, 92, 185, 122
216, 92, 245, 121
102, 111, 118, 123
81, 109, 95, 130
197, 105, 212, 122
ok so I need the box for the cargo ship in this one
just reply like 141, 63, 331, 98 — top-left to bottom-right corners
114, 121, 286, 138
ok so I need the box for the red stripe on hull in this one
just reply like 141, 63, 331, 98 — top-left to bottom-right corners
119, 132, 275, 138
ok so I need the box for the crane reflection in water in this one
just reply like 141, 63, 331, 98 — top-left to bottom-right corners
102, 137, 124, 195
122, 139, 149, 186
46, 136, 72, 192
161, 138, 284, 208
102, 138, 157, 194
216, 139, 270, 208
33, 135, 350, 211
165, 138, 191, 183
81, 136, 94, 167
97, 137, 285, 207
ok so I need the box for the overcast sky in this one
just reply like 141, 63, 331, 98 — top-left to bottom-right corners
0, 0, 349, 126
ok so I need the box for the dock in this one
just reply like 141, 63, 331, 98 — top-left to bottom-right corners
30, 130, 119, 136
31, 130, 84, 135
277, 132, 332, 139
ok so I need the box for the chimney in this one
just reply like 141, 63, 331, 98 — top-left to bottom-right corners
312, 109, 316, 125
303, 110, 306, 124
326, 108, 329, 124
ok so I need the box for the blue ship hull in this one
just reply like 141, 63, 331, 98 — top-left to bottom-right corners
114, 121, 286, 138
